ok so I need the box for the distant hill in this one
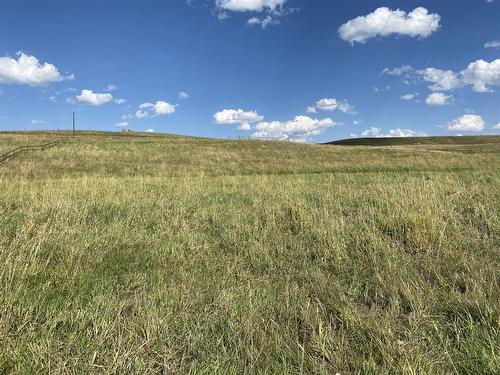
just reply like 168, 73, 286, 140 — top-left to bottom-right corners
325, 135, 500, 146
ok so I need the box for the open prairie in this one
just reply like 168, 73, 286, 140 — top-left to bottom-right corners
0, 132, 499, 374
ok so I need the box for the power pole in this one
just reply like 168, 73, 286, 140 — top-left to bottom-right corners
72, 112, 75, 137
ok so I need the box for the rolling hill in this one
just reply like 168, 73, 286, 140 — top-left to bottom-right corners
325, 135, 500, 146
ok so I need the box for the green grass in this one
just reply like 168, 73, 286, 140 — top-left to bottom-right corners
0, 131, 499, 374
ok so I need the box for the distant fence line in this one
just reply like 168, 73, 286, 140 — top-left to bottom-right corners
0, 139, 64, 166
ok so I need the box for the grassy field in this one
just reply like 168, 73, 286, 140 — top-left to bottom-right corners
0, 132, 499, 374
326, 135, 500, 146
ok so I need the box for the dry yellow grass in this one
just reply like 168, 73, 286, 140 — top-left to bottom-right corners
0, 132, 499, 374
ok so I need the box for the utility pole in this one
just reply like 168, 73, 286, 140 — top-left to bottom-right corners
72, 112, 75, 137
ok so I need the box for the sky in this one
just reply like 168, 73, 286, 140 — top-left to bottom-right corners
0, 0, 499, 142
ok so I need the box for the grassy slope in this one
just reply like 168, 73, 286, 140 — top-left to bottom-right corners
0, 132, 499, 374
325, 135, 500, 146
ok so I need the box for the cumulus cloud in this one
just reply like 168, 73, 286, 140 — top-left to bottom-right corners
145, 128, 155, 133
136, 101, 177, 118
446, 114, 485, 132
178, 91, 189, 99
214, 109, 263, 129
338, 7, 440, 44
361, 127, 427, 138
216, 0, 286, 12
461, 59, 500, 93
426, 92, 452, 106
76, 89, 113, 106
492, 123, 500, 130
114, 98, 127, 104
106, 84, 118, 91
309, 98, 355, 114
0, 52, 73, 86
253, 115, 335, 140
238, 123, 252, 130
416, 59, 500, 93
418, 68, 462, 91
485, 40, 500, 49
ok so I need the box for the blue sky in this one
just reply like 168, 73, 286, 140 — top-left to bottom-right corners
0, 0, 499, 141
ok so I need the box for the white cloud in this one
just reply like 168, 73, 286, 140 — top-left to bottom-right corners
178, 91, 189, 99
31, 119, 49, 125
418, 68, 462, 91
461, 59, 500, 93
417, 59, 500, 93
373, 86, 391, 92
401, 93, 416, 101
216, 0, 286, 12
492, 123, 500, 130
446, 114, 485, 132
76, 89, 113, 106
338, 7, 440, 44
145, 128, 155, 133
115, 121, 128, 127
383, 65, 414, 76
361, 127, 427, 137
49, 87, 76, 102
71, 87, 123, 106
106, 84, 119, 91
485, 40, 500, 49
0, 52, 73, 86
247, 17, 261, 25
361, 127, 381, 137
214, 109, 263, 129
310, 98, 354, 114
136, 101, 177, 118
253, 115, 335, 140
217, 11, 230, 20
215, 0, 291, 27
136, 110, 148, 119
247, 15, 277, 28
238, 123, 252, 130
426, 92, 452, 106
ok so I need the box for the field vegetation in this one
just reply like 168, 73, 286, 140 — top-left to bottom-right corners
0, 132, 499, 374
